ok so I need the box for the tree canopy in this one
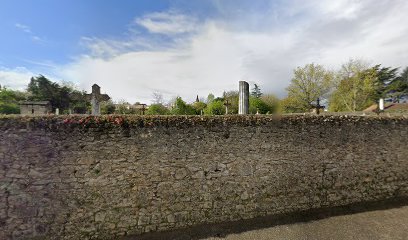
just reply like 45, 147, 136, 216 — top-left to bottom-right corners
0, 88, 27, 114
251, 84, 262, 98
284, 63, 333, 112
27, 75, 88, 113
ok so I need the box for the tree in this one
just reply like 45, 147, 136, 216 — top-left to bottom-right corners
251, 84, 262, 98
146, 103, 170, 115
280, 97, 298, 113
0, 88, 27, 114
285, 64, 333, 112
28, 75, 67, 111
171, 97, 196, 115
249, 97, 269, 114
152, 92, 164, 104
27, 75, 88, 113
329, 60, 377, 112
115, 100, 137, 114
192, 101, 207, 115
204, 99, 225, 115
206, 93, 215, 104
223, 91, 239, 114
387, 66, 408, 102
101, 100, 116, 114
69, 90, 89, 114
371, 65, 399, 100
260, 94, 280, 113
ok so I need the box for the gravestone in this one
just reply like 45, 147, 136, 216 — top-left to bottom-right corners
379, 98, 384, 111
224, 99, 231, 114
239, 81, 249, 114
312, 98, 325, 115
85, 84, 110, 115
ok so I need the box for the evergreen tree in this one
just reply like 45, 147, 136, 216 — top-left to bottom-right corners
251, 84, 262, 98
171, 97, 196, 115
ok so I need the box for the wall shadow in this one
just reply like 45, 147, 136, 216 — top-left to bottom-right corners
124, 197, 408, 240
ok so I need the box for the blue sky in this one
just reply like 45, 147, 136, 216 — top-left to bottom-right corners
1, 0, 408, 103
0, 0, 172, 67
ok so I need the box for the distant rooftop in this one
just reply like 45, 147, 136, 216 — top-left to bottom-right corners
19, 101, 51, 106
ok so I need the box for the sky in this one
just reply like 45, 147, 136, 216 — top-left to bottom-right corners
1, 0, 408, 104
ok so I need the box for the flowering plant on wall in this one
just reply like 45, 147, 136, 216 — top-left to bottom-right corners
62, 115, 127, 128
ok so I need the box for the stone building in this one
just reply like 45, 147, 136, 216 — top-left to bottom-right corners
19, 101, 52, 115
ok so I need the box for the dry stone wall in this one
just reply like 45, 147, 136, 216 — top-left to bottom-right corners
1, 115, 408, 239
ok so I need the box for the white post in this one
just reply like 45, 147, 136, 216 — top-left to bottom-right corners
379, 98, 384, 111
55, 108, 59, 115
239, 81, 249, 115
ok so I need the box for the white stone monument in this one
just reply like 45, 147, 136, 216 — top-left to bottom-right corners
239, 81, 249, 115
379, 98, 384, 111
85, 84, 110, 115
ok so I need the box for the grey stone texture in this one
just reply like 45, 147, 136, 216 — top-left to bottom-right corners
238, 81, 249, 114
0, 115, 407, 239
19, 101, 52, 115
85, 84, 110, 115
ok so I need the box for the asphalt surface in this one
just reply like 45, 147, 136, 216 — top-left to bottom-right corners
205, 205, 408, 240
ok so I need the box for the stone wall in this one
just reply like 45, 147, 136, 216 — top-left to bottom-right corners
1, 115, 407, 239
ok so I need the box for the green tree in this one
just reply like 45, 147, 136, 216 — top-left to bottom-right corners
67, 87, 89, 114
371, 65, 399, 100
251, 84, 262, 98
280, 96, 304, 113
27, 75, 88, 113
192, 101, 207, 115
329, 60, 377, 112
223, 91, 239, 114
206, 93, 215, 104
387, 66, 408, 102
204, 99, 225, 115
101, 100, 116, 114
171, 97, 196, 115
249, 97, 270, 114
28, 75, 67, 111
146, 103, 170, 115
260, 94, 280, 113
115, 100, 137, 114
0, 88, 27, 114
285, 63, 333, 112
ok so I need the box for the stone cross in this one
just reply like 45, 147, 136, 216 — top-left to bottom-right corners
139, 103, 147, 115
85, 84, 110, 115
313, 98, 325, 115
239, 81, 249, 114
223, 99, 231, 114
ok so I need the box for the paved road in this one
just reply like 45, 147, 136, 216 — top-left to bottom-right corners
205, 206, 408, 240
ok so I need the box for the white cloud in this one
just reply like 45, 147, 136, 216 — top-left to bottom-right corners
0, 67, 34, 90
7, 1, 408, 104
15, 23, 46, 44
31, 36, 45, 43
135, 11, 199, 35
15, 23, 31, 33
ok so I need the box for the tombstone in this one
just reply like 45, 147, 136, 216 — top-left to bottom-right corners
55, 108, 59, 115
311, 98, 325, 115
238, 81, 249, 114
223, 99, 231, 114
85, 84, 110, 115
379, 98, 384, 111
